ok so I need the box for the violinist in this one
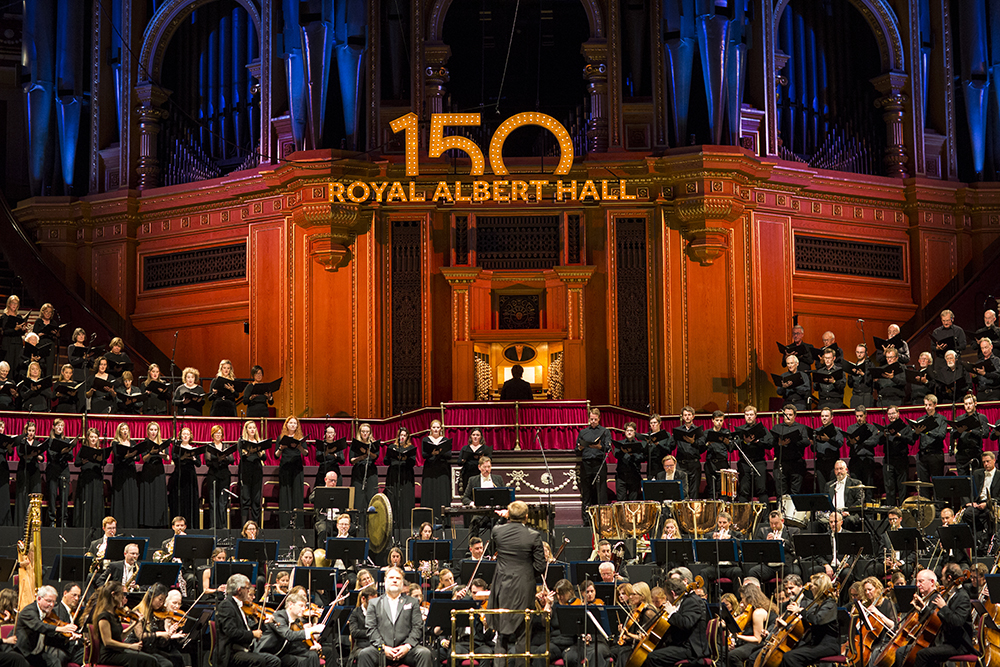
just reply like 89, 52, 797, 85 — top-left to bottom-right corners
88, 582, 157, 667
50, 583, 84, 666
213, 573, 280, 667
775, 573, 839, 667
277, 416, 306, 529
541, 580, 578, 665
446, 578, 495, 663
726, 583, 776, 667
610, 582, 657, 667
911, 565, 975, 667
580, 580, 604, 606
257, 591, 325, 667
0, 588, 17, 624
132, 583, 186, 667
642, 576, 709, 667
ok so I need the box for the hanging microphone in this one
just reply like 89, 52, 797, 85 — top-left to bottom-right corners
858, 319, 864, 323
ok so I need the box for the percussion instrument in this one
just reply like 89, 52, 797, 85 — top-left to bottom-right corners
720, 469, 738, 499
588, 504, 620, 540
672, 500, 724, 539
901, 496, 935, 529
615, 501, 661, 539
728, 502, 766, 536
780, 494, 809, 529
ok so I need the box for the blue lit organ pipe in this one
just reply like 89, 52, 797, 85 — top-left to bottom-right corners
725, 0, 747, 147
301, 20, 335, 150
792, 6, 806, 155
55, 0, 83, 193
23, 0, 56, 196
805, 3, 817, 155
662, 0, 696, 146
778, 4, 794, 154
218, 9, 231, 155
697, 12, 729, 146
958, 0, 989, 176
334, 0, 367, 151
918, 0, 930, 126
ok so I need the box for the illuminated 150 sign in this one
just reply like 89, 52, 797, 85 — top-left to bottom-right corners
390, 111, 575, 176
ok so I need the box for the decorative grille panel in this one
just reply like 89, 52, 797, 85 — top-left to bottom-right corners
615, 218, 650, 412
142, 243, 246, 290
476, 216, 560, 270
794, 234, 905, 280
392, 220, 423, 414
454, 215, 469, 265
498, 294, 540, 329
567, 214, 582, 264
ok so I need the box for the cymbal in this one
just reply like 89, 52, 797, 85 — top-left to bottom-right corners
905, 481, 934, 487
849, 484, 876, 489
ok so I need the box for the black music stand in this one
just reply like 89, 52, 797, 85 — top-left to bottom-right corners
601, 605, 630, 630
290, 567, 338, 591
793, 533, 833, 574
555, 605, 612, 643
459, 559, 497, 584
642, 480, 683, 502
473, 487, 514, 507
666, 540, 695, 567
48, 555, 87, 582
933, 476, 973, 505
106, 537, 149, 561
235, 540, 279, 563
425, 599, 477, 630
541, 564, 568, 590
835, 532, 875, 558
789, 494, 835, 527
410, 540, 452, 564
888, 528, 922, 559
985, 575, 1000, 603
592, 582, 616, 604
211, 561, 257, 588
314, 487, 355, 512
739, 540, 784, 567
0, 558, 16, 583
894, 585, 917, 612
172, 535, 215, 561
136, 562, 183, 589
938, 524, 975, 560
571, 561, 603, 584
325, 538, 369, 568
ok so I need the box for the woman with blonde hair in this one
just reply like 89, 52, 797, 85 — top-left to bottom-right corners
278, 416, 306, 529
172, 366, 205, 416
349, 422, 379, 515
209, 359, 239, 417
0, 295, 24, 366
30, 302, 57, 376
611, 580, 658, 665
727, 583, 777, 667
205, 424, 234, 529
780, 573, 839, 667
19, 360, 50, 412
420, 419, 452, 525
142, 363, 170, 415
238, 420, 267, 524
138, 421, 169, 528
105, 337, 131, 380
172, 426, 200, 526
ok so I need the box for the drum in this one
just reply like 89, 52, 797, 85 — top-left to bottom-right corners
728, 502, 766, 536
720, 469, 739, 498
615, 501, 661, 538
780, 494, 809, 529
672, 500, 725, 538
587, 504, 620, 540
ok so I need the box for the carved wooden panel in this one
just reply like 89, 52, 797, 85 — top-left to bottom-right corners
615, 217, 649, 411
391, 220, 423, 414
476, 215, 560, 270
794, 234, 905, 281
142, 243, 247, 290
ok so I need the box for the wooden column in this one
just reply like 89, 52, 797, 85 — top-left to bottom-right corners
553, 265, 596, 400
441, 267, 483, 401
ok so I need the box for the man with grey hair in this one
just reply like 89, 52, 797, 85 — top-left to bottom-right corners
359, 567, 432, 667
214, 574, 280, 667
876, 323, 910, 365
14, 586, 77, 667
932, 310, 967, 364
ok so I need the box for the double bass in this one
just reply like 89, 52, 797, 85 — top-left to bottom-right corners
624, 576, 704, 667
846, 593, 893, 667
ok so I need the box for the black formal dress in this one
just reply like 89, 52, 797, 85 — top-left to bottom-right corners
209, 376, 239, 417
457, 443, 493, 494
172, 385, 205, 416
313, 440, 345, 490
44, 435, 73, 527
141, 380, 170, 416
420, 436, 452, 524
14, 436, 42, 527
51, 381, 79, 413
278, 439, 305, 529
172, 444, 201, 528
111, 440, 140, 529
17, 379, 50, 413
74, 444, 105, 533
243, 383, 273, 418
0, 313, 22, 368
616, 437, 646, 501
205, 443, 233, 529
88, 374, 116, 414
138, 443, 169, 528
94, 610, 158, 667
0, 439, 11, 525
238, 439, 265, 524
349, 440, 379, 525
384, 443, 416, 531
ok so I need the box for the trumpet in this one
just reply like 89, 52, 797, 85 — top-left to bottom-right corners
153, 538, 174, 563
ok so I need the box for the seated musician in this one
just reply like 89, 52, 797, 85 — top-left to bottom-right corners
726, 583, 776, 667
598, 562, 624, 585
201, 547, 228, 597
161, 516, 198, 596
939, 508, 972, 569
642, 576, 709, 667
50, 583, 84, 666
348, 585, 376, 666
590, 540, 629, 581
132, 583, 187, 667
700, 512, 745, 589
776, 573, 839, 667
100, 542, 141, 591
311, 470, 340, 548
660, 518, 680, 540
88, 516, 118, 570
461, 456, 504, 539
911, 565, 975, 667
14, 586, 80, 667
858, 576, 896, 646
357, 567, 433, 667
580, 580, 603, 605
824, 459, 863, 530
609, 582, 658, 667
442, 577, 494, 664
537, 580, 577, 666
878, 508, 916, 580
257, 590, 325, 667
214, 573, 280, 667
747, 510, 799, 583
966, 450, 1000, 549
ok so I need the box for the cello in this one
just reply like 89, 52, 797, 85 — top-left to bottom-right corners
752, 579, 837, 667
624, 576, 704, 667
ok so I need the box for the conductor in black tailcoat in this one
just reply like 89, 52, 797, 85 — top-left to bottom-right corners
488, 500, 546, 667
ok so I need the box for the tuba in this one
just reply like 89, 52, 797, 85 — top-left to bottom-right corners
17, 495, 42, 610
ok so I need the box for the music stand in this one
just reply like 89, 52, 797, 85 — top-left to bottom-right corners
410, 540, 452, 563
136, 562, 183, 589
893, 585, 917, 612
0, 558, 16, 583
554, 605, 612, 642
665, 540, 695, 566
106, 537, 149, 561
938, 524, 975, 558
211, 561, 257, 588
593, 583, 616, 604
835, 532, 876, 558
793, 534, 833, 572
888, 528, 922, 554
571, 561, 603, 584
789, 494, 835, 525
933, 476, 973, 505
290, 567, 338, 591
642, 480, 683, 502
541, 564, 568, 590
314, 487, 355, 512
172, 535, 215, 561
235, 540, 279, 563
48, 555, 87, 582
694, 540, 740, 563
426, 599, 477, 630
739, 540, 784, 567
325, 538, 370, 567
472, 487, 514, 507
601, 605, 631, 630
985, 575, 1000, 603
459, 559, 497, 584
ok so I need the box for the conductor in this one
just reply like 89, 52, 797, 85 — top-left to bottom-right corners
488, 500, 546, 667
499, 365, 533, 401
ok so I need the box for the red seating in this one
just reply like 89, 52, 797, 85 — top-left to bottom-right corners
949, 655, 979, 667
0, 624, 11, 640
85, 623, 121, 667
816, 657, 849, 664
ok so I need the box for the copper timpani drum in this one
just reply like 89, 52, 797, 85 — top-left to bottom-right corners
727, 502, 766, 536
720, 469, 739, 498
672, 500, 725, 539
615, 501, 661, 538
588, 504, 620, 540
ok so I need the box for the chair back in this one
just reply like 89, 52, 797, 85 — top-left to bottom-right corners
0, 624, 12, 640
86, 623, 102, 666
208, 619, 217, 667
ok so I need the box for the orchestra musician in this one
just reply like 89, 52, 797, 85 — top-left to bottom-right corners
726, 583, 776, 667
609, 581, 658, 667
90, 582, 157, 667
99, 542, 141, 590
200, 547, 228, 597
132, 583, 186, 667
256, 590, 325, 667
746, 511, 799, 583
911, 565, 975, 667
51, 583, 84, 666
700, 512, 744, 587
420, 419, 452, 526
238, 420, 267, 525
825, 459, 863, 530
205, 425, 234, 529
878, 508, 916, 580
277, 416, 306, 529
778, 573, 839, 667
643, 575, 710, 667
347, 585, 375, 667
213, 573, 281, 667
88, 516, 117, 570
965, 450, 1000, 548
14, 586, 79, 667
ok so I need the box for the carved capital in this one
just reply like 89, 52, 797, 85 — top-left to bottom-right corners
682, 227, 730, 266
676, 197, 745, 223
296, 203, 374, 271
552, 265, 597, 286
440, 266, 483, 286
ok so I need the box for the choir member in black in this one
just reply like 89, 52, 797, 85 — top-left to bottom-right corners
141, 364, 170, 416
953, 393, 989, 474
116, 371, 143, 415
645, 413, 671, 481
980, 309, 1000, 348
771, 404, 811, 496
812, 407, 843, 492
914, 394, 948, 487
0, 422, 11, 526
111, 422, 140, 529
44, 418, 73, 528
67, 327, 91, 380
704, 410, 733, 499
17, 333, 46, 381
171, 427, 200, 528
420, 419, 452, 524
139, 422, 170, 528
778, 574, 839, 667
0, 295, 25, 367
87, 356, 116, 414
874, 346, 906, 407
209, 359, 239, 417
615, 421, 645, 501
875, 323, 910, 364
845, 405, 880, 496
846, 343, 874, 408
18, 362, 50, 412
51, 364, 78, 413
912, 565, 975, 667
908, 351, 934, 405
257, 591, 325, 667
735, 406, 770, 503
776, 354, 812, 410
205, 425, 234, 529
973, 338, 1000, 400
931, 309, 968, 364
314, 425, 345, 490
644, 576, 709, 667
673, 406, 706, 499
172, 367, 206, 416
882, 405, 916, 507
92, 582, 159, 667
30, 304, 58, 377
238, 420, 267, 525
133, 584, 186, 667
785, 324, 814, 367
458, 427, 492, 494
243, 365, 274, 418
14, 422, 43, 526
385, 426, 416, 531
0, 361, 16, 410
726, 583, 777, 667
934, 350, 969, 403
277, 416, 306, 529
813, 347, 846, 409
349, 423, 379, 516
105, 337, 131, 380
74, 427, 106, 533
576, 407, 611, 522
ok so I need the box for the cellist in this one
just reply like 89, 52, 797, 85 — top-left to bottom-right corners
911, 565, 975, 667
778, 573, 840, 667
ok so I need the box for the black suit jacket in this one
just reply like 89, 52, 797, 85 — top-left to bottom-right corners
663, 594, 710, 659
752, 525, 797, 560
214, 596, 256, 667
488, 521, 546, 635
938, 587, 975, 651
257, 609, 310, 656
98, 560, 133, 587
971, 468, 1000, 503
364, 594, 422, 649
461, 474, 504, 505
499, 378, 532, 401
14, 602, 62, 656
826, 477, 863, 511
88, 537, 108, 558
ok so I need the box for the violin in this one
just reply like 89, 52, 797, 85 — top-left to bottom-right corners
730, 604, 753, 648
42, 610, 64, 627
241, 601, 274, 624
116, 606, 140, 624
152, 609, 187, 624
